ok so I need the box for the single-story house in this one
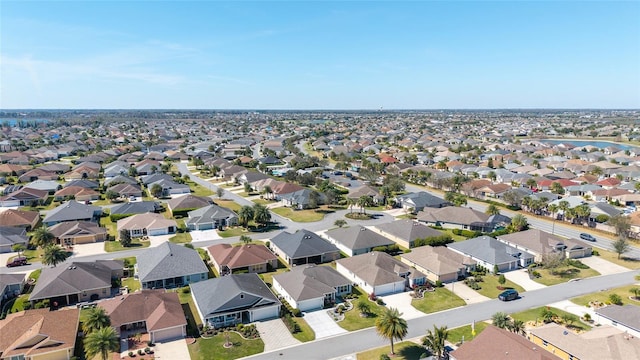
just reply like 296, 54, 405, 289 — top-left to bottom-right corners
42, 200, 102, 226
347, 185, 384, 205
167, 194, 214, 216
109, 201, 162, 218
186, 204, 238, 230
53, 186, 100, 202
400, 246, 476, 284
0, 226, 29, 253
273, 265, 352, 311
371, 219, 445, 249
136, 242, 208, 289
190, 273, 281, 329
497, 229, 592, 262
270, 229, 340, 266
324, 225, 395, 257
0, 273, 26, 301
148, 178, 191, 197
447, 236, 535, 272
0, 187, 48, 207
23, 180, 62, 194
280, 188, 327, 209
417, 206, 496, 231
208, 243, 277, 275
596, 304, 640, 338
0, 209, 40, 230
117, 212, 177, 238
395, 191, 450, 212
107, 183, 144, 198
48, 221, 108, 246
99, 289, 187, 343
336, 251, 426, 296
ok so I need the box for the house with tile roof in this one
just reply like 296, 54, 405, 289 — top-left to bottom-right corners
136, 242, 208, 289
400, 245, 476, 284
324, 225, 395, 256
269, 229, 340, 266
273, 265, 352, 311
208, 243, 277, 275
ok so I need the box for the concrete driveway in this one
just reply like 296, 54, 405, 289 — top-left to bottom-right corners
443, 281, 491, 304
154, 338, 191, 360
148, 234, 171, 247
189, 229, 221, 242
504, 269, 546, 291
579, 256, 629, 275
303, 309, 347, 339
68, 242, 106, 258
255, 318, 300, 351
379, 292, 427, 319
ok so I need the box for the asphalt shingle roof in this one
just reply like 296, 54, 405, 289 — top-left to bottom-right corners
270, 230, 339, 259
136, 242, 208, 283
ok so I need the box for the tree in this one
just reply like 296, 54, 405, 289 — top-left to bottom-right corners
630, 288, 640, 300
558, 200, 570, 221
541, 307, 556, 323
119, 229, 132, 247
422, 325, 449, 360
334, 219, 347, 228
498, 274, 506, 286
608, 214, 631, 240
42, 245, 68, 267
84, 326, 119, 360
244, 182, 252, 194
491, 312, 510, 329
240, 235, 252, 245
613, 237, 630, 259
105, 190, 119, 201
32, 226, 54, 248
261, 185, 272, 200
609, 293, 623, 305
253, 203, 271, 228
508, 214, 529, 233
12, 243, 26, 258
485, 204, 500, 216
357, 195, 374, 215
128, 166, 138, 177
82, 307, 111, 334
216, 187, 224, 199
375, 307, 408, 355
150, 183, 163, 198
507, 319, 526, 335
238, 205, 255, 228
550, 182, 565, 195
547, 204, 559, 220
356, 299, 371, 317
526, 178, 537, 189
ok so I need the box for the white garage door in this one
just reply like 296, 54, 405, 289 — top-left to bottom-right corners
153, 326, 184, 342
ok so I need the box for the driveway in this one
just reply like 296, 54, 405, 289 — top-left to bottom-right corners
379, 292, 426, 319
579, 256, 629, 275
504, 269, 546, 291
154, 338, 191, 360
303, 309, 347, 339
69, 242, 106, 258
189, 229, 221, 242
254, 318, 300, 351
443, 281, 491, 304
148, 234, 171, 247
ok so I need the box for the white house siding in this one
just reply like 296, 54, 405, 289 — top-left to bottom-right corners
374, 281, 405, 296
249, 304, 280, 322
148, 227, 169, 236
152, 325, 185, 343
296, 298, 324, 312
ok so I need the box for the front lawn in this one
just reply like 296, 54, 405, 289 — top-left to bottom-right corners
216, 199, 242, 212
571, 285, 639, 307
356, 341, 427, 360
474, 275, 525, 299
292, 317, 315, 342
188, 332, 264, 360
104, 239, 150, 252
271, 207, 325, 222
22, 248, 43, 263
122, 277, 141, 292
594, 249, 640, 270
447, 321, 490, 345
411, 287, 466, 313
252, 199, 276, 206
533, 266, 600, 286
189, 182, 215, 197
511, 306, 591, 331
169, 232, 192, 243
218, 227, 250, 238
338, 300, 385, 331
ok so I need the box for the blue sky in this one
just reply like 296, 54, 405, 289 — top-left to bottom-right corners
1, 1, 639, 109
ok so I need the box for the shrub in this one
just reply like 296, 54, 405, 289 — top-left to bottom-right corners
128, 351, 135, 357
369, 292, 377, 301
592, 250, 600, 256
435, 280, 443, 288
595, 214, 610, 223
181, 286, 190, 294
609, 293, 623, 305
376, 298, 384, 305
567, 259, 590, 269
380, 355, 391, 360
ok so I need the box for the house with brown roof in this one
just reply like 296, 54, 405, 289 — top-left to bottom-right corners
0, 209, 40, 229
63, 164, 100, 180
324, 225, 395, 257
0, 308, 80, 360
416, 206, 492, 231
497, 229, 592, 262
400, 245, 476, 283
53, 186, 100, 202
99, 290, 187, 343
208, 243, 277, 275
451, 325, 561, 360
107, 183, 143, 198
17, 168, 59, 183
166, 194, 214, 216
0, 187, 48, 207
48, 221, 108, 246
371, 219, 445, 249
117, 213, 177, 237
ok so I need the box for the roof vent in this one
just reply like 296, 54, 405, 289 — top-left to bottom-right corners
360, 227, 366, 231
240, 294, 244, 299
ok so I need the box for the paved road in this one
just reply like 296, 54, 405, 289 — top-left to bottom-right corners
243, 270, 639, 360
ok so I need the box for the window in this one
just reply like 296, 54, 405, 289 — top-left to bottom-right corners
542, 340, 548, 346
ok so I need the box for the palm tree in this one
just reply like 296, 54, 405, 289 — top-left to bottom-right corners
375, 307, 408, 355
422, 325, 449, 360
491, 312, 510, 329
238, 205, 255, 228
42, 245, 68, 267
507, 319, 526, 335
84, 326, 119, 360
547, 204, 559, 220
12, 243, 26, 258
82, 307, 111, 334
240, 235, 252, 245
357, 195, 373, 215
630, 288, 640, 300
508, 214, 529, 233
485, 204, 500, 216
550, 182, 565, 195
526, 178, 537, 189
32, 226, 55, 248
356, 299, 371, 317
558, 200, 570, 221
262, 185, 273, 200
253, 203, 271, 228
575, 204, 591, 224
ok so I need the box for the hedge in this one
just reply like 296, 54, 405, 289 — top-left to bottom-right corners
171, 208, 197, 218
413, 234, 453, 248
110, 213, 134, 222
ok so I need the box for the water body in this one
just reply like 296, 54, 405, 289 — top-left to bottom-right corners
0, 118, 50, 127
541, 139, 637, 151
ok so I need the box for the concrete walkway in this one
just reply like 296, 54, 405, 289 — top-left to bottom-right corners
580, 256, 629, 275
154, 338, 191, 360
504, 269, 546, 291
443, 281, 491, 304
379, 292, 426, 320
254, 318, 300, 351
303, 309, 348, 339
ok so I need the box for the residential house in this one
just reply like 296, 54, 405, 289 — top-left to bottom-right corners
208, 243, 278, 275
273, 265, 352, 311
0, 209, 40, 229
0, 273, 25, 302
596, 304, 640, 338
336, 251, 426, 296
17, 168, 59, 183
371, 219, 445, 249
53, 186, 100, 202
141, 173, 173, 186
348, 185, 384, 205
280, 188, 326, 209
400, 246, 476, 284
29, 260, 123, 306
0, 187, 48, 207
117, 212, 177, 238
63, 179, 100, 189
447, 236, 535, 272
417, 206, 500, 231
190, 273, 281, 329
0, 227, 29, 253
48, 221, 108, 246
103, 174, 138, 187
270, 229, 340, 266
148, 178, 191, 197
136, 242, 208, 289
42, 200, 102, 226
0, 308, 80, 360
324, 225, 395, 257
107, 183, 143, 198
23, 180, 61, 194
167, 194, 213, 216
497, 229, 592, 262
110, 201, 162, 218
395, 191, 450, 212
99, 289, 187, 343
186, 204, 238, 230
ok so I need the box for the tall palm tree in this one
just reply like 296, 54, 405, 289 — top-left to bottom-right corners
42, 245, 68, 267
84, 326, 119, 360
558, 200, 570, 221
375, 307, 408, 355
32, 226, 55, 248
82, 307, 111, 334
508, 214, 529, 233
422, 325, 449, 360
357, 195, 373, 215
238, 205, 255, 228
485, 204, 500, 216
491, 312, 510, 329
547, 204, 559, 220
253, 203, 271, 228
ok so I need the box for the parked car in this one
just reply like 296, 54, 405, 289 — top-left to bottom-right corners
498, 289, 518, 301
6, 256, 28, 267
579, 233, 596, 242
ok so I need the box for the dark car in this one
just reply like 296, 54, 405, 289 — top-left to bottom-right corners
579, 233, 596, 242
6, 256, 28, 267
498, 289, 518, 301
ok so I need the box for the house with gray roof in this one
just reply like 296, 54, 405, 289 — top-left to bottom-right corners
447, 236, 534, 272
0, 227, 28, 253
336, 251, 426, 296
136, 242, 208, 289
324, 225, 394, 257
63, 179, 100, 189
110, 201, 162, 218
596, 304, 640, 338
395, 191, 449, 212
149, 178, 191, 197
167, 194, 213, 216
497, 229, 591, 262
29, 260, 123, 306
270, 229, 340, 266
0, 273, 25, 302
273, 265, 351, 311
103, 174, 138, 187
141, 173, 173, 186
416, 206, 500, 232
186, 204, 238, 230
280, 188, 327, 209
371, 219, 445, 249
23, 180, 61, 194
42, 200, 102, 226
190, 273, 281, 329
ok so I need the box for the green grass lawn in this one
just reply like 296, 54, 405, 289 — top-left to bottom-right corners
99, 215, 117, 237
104, 239, 150, 252
511, 306, 591, 331
258, 266, 289, 287
22, 248, 43, 263
175, 287, 202, 337
188, 332, 264, 360
122, 277, 141, 292
447, 322, 490, 345
29, 269, 41, 282
441, 229, 468, 242
571, 285, 640, 307
217, 199, 242, 212
475, 275, 525, 299
169, 232, 193, 243
252, 198, 276, 206
271, 207, 325, 222
411, 287, 466, 313
292, 317, 315, 342
534, 266, 600, 286
218, 227, 250, 238
594, 249, 640, 270
356, 341, 427, 360
338, 300, 385, 331
9, 294, 31, 313
189, 182, 215, 197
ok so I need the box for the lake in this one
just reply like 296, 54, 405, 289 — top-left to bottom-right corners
541, 139, 638, 151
